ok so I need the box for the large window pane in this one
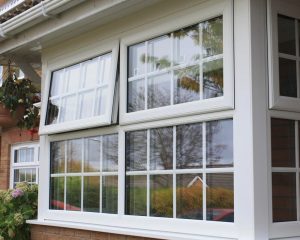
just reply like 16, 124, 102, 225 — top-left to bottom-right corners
203, 59, 223, 99
66, 176, 81, 211
271, 118, 295, 167
174, 66, 200, 104
50, 141, 65, 174
126, 130, 147, 171
66, 139, 82, 173
150, 127, 173, 170
206, 119, 233, 168
272, 173, 297, 222
150, 175, 173, 218
202, 16, 223, 58
206, 173, 234, 222
278, 15, 296, 55
176, 123, 202, 169
50, 177, 65, 210
84, 137, 100, 172
126, 175, 147, 216
279, 58, 297, 97
102, 176, 118, 214
176, 174, 203, 220
102, 134, 118, 172
83, 176, 100, 212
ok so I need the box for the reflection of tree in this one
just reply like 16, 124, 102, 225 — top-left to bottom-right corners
129, 17, 224, 111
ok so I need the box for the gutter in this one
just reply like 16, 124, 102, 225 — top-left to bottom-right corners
0, 0, 85, 39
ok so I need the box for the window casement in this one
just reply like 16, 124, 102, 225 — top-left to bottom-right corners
10, 142, 39, 188
39, 40, 119, 135
120, 0, 234, 125
268, 0, 300, 112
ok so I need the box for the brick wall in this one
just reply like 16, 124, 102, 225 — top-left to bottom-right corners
0, 127, 39, 189
31, 225, 158, 240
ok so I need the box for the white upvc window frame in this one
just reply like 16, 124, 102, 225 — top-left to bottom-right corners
10, 142, 39, 189
39, 111, 236, 239
119, 0, 234, 125
268, 110, 300, 239
39, 40, 119, 135
268, 0, 300, 112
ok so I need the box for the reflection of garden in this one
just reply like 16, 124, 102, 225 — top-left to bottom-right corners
126, 177, 233, 221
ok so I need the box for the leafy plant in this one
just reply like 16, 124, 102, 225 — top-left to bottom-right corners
0, 72, 40, 130
0, 182, 38, 240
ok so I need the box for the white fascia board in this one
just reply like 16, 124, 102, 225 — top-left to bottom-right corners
0, 0, 85, 37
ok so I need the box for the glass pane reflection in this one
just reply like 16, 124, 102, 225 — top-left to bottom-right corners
150, 127, 173, 170
279, 58, 297, 97
126, 130, 147, 171
206, 173, 234, 222
50, 141, 65, 174
176, 123, 202, 169
129, 43, 146, 77
278, 15, 296, 55
102, 134, 118, 172
271, 118, 295, 167
203, 59, 223, 99
66, 176, 81, 211
66, 139, 82, 173
83, 176, 100, 212
150, 175, 173, 218
148, 73, 171, 109
148, 36, 171, 72
272, 173, 297, 222
50, 177, 65, 210
202, 16, 223, 58
176, 174, 203, 220
102, 176, 118, 214
126, 175, 147, 216
206, 119, 233, 168
128, 79, 145, 112
84, 137, 100, 172
174, 66, 200, 104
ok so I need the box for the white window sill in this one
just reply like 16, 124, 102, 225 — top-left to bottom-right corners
27, 219, 236, 240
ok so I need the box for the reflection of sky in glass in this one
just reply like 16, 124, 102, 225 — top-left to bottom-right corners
148, 36, 171, 72
129, 43, 146, 77
84, 137, 100, 172
206, 119, 233, 167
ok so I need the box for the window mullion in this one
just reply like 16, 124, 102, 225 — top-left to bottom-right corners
173, 126, 176, 218
64, 141, 67, 211
203, 122, 206, 221
170, 33, 174, 106
100, 136, 103, 213
81, 138, 84, 212
147, 129, 150, 217
199, 23, 203, 100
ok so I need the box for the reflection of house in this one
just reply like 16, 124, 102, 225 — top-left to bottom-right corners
0, 0, 300, 239
187, 175, 207, 188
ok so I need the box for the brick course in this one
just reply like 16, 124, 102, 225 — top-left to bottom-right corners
31, 225, 158, 240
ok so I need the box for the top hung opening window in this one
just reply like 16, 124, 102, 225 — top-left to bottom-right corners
121, 6, 234, 124
40, 43, 119, 134
268, 0, 300, 112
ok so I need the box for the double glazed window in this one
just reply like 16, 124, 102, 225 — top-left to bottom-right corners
50, 133, 118, 213
127, 17, 223, 112
11, 143, 39, 188
125, 119, 233, 221
44, 0, 234, 232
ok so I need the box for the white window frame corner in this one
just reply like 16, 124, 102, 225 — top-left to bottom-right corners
39, 40, 119, 135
